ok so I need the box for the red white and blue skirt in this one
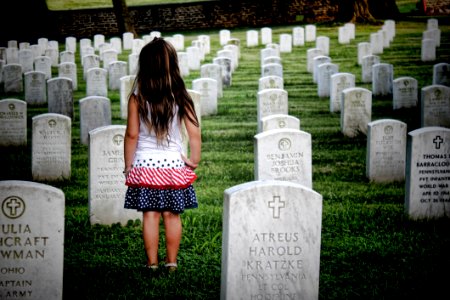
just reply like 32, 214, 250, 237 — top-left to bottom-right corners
124, 150, 198, 213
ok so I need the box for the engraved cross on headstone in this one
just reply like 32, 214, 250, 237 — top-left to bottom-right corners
433, 135, 443, 149
4, 197, 23, 217
268, 195, 285, 219
113, 134, 124, 146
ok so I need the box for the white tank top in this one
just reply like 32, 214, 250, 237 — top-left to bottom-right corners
136, 104, 184, 154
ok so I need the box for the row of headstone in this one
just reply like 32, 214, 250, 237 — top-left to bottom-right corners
220, 36, 322, 299
191, 35, 238, 117
2, 26, 447, 300
223, 22, 448, 299
2, 128, 446, 300
0, 55, 127, 96
245, 24, 325, 48
365, 121, 450, 219
0, 100, 72, 180
1, 38, 61, 67
304, 19, 448, 136
252, 23, 448, 222
1, 31, 187, 98
421, 18, 441, 62
256, 43, 312, 188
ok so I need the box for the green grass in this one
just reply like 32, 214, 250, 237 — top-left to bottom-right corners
1, 14, 450, 300
46, 0, 421, 13
46, 0, 210, 10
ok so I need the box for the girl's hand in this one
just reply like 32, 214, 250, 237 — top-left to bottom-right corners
181, 154, 198, 170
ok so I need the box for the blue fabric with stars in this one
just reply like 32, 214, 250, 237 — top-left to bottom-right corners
124, 150, 198, 213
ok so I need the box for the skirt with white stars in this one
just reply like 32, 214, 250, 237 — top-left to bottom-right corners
124, 150, 198, 213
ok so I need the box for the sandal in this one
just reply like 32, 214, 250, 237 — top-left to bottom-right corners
165, 262, 177, 273
143, 264, 159, 271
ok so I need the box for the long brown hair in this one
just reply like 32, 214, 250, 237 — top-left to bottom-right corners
131, 37, 199, 143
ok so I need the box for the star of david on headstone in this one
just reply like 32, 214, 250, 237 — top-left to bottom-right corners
268, 196, 285, 219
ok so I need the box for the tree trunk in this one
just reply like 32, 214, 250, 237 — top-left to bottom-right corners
335, 0, 399, 23
368, 0, 400, 20
112, 0, 138, 37
351, 0, 376, 23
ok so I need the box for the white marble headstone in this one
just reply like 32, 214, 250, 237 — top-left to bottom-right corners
47, 77, 74, 119
2, 63, 23, 93
341, 87, 372, 137
370, 32, 383, 54
34, 56, 52, 79
313, 56, 331, 83
261, 63, 283, 78
220, 29, 231, 46
432, 62, 449, 86
65, 36, 77, 53
18, 48, 34, 73
306, 48, 323, 73
221, 180, 322, 300
405, 127, 450, 219
0, 99, 27, 147
260, 114, 300, 133
317, 62, 339, 98
32, 113, 71, 181
292, 26, 305, 46
254, 128, 312, 188
187, 46, 201, 70
357, 42, 371, 66
315, 36, 329, 56
330, 72, 355, 113
421, 38, 436, 62
120, 75, 136, 119
259, 75, 284, 91
86, 67, 108, 97
82, 54, 100, 79
0, 180, 65, 300
24, 71, 47, 105
393, 77, 418, 109
123, 32, 134, 50
305, 24, 316, 42
94, 33, 105, 50
58, 62, 78, 91
201, 63, 223, 98
366, 119, 407, 182
257, 88, 288, 132
89, 125, 142, 225
246, 30, 259, 47
261, 27, 272, 45
192, 78, 218, 116
372, 63, 393, 97
279, 34, 292, 53
79, 96, 112, 145
420, 85, 450, 128
108, 61, 127, 91
361, 55, 380, 83
213, 57, 232, 87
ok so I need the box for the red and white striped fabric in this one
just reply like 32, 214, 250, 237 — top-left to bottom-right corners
125, 150, 197, 189
125, 166, 197, 189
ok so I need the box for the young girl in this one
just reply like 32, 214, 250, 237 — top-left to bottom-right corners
123, 37, 201, 273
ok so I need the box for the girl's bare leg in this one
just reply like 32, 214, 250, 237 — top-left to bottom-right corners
162, 211, 182, 265
143, 211, 161, 266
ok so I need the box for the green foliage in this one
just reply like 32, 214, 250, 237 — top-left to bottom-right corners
1, 15, 450, 299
